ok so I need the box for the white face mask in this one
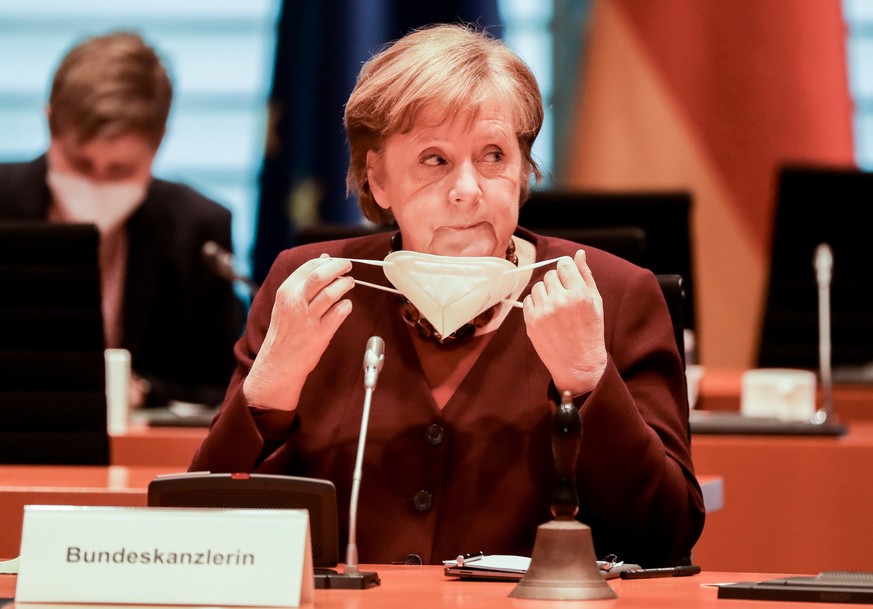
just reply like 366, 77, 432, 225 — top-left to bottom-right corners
47, 169, 148, 234
384, 250, 520, 338
339, 250, 560, 338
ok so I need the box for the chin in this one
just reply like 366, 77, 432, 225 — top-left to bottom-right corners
431, 243, 497, 258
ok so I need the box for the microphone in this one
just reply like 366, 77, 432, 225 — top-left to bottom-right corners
813, 243, 834, 424
362, 336, 385, 390
318, 337, 383, 589
201, 241, 259, 297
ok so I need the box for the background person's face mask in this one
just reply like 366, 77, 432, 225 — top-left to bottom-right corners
47, 169, 148, 235
338, 251, 560, 337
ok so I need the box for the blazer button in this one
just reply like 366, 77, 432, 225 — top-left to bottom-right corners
413, 490, 433, 512
425, 424, 445, 445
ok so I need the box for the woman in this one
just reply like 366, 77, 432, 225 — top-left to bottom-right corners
191, 23, 704, 567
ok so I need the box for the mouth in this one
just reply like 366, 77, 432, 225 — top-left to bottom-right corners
429, 223, 498, 256
444, 221, 487, 232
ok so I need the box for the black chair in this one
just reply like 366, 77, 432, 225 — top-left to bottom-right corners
657, 274, 686, 371
147, 473, 339, 568
0, 222, 109, 464
757, 165, 873, 381
524, 225, 647, 269
654, 273, 694, 562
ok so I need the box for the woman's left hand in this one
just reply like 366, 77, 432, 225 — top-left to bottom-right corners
523, 250, 607, 395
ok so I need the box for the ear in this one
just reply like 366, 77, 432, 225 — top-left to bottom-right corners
366, 150, 391, 210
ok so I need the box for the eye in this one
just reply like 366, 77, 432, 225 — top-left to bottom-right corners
482, 149, 504, 163
421, 153, 447, 167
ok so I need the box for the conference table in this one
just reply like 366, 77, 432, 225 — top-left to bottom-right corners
0, 465, 176, 560
110, 423, 205, 467
691, 368, 873, 574
697, 367, 873, 420
0, 566, 860, 608
7, 366, 873, 577
0, 462, 723, 564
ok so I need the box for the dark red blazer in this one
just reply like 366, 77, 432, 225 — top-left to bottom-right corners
191, 228, 705, 566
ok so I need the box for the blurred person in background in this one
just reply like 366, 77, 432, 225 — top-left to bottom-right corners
0, 31, 245, 408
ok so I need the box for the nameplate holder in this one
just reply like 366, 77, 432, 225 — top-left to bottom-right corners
16, 505, 314, 607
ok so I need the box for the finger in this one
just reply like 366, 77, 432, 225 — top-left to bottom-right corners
573, 249, 598, 291
556, 254, 586, 290
302, 258, 353, 302
286, 255, 338, 289
527, 280, 548, 308
320, 298, 353, 335
308, 275, 355, 318
522, 293, 533, 310
542, 268, 563, 294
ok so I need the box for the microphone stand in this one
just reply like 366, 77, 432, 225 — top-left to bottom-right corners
315, 338, 382, 589
232, 273, 260, 299
202, 241, 259, 298
341, 384, 377, 580
813, 243, 835, 425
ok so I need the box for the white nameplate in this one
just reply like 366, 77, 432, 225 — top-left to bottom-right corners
16, 505, 314, 607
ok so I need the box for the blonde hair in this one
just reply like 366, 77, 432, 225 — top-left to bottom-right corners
345, 23, 544, 224
48, 31, 172, 148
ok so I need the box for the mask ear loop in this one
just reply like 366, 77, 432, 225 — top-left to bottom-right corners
498, 257, 566, 309
353, 279, 403, 295
329, 257, 405, 296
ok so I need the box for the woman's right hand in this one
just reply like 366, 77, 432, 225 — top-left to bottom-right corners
243, 255, 355, 411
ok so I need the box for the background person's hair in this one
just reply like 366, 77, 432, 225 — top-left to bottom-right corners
48, 31, 173, 149
345, 23, 544, 225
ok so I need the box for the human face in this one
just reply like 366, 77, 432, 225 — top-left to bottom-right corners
367, 103, 524, 258
47, 130, 158, 184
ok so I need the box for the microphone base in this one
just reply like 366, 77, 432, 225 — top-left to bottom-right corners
314, 569, 381, 589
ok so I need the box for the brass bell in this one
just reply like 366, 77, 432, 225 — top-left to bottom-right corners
510, 392, 616, 600
509, 520, 616, 600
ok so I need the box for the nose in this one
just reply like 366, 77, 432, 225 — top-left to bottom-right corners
87, 162, 134, 183
72, 164, 118, 184
449, 161, 481, 204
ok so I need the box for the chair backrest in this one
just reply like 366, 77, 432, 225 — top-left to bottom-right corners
147, 473, 339, 568
0, 221, 109, 464
656, 273, 692, 451
524, 225, 648, 268
657, 274, 686, 371
757, 165, 873, 376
